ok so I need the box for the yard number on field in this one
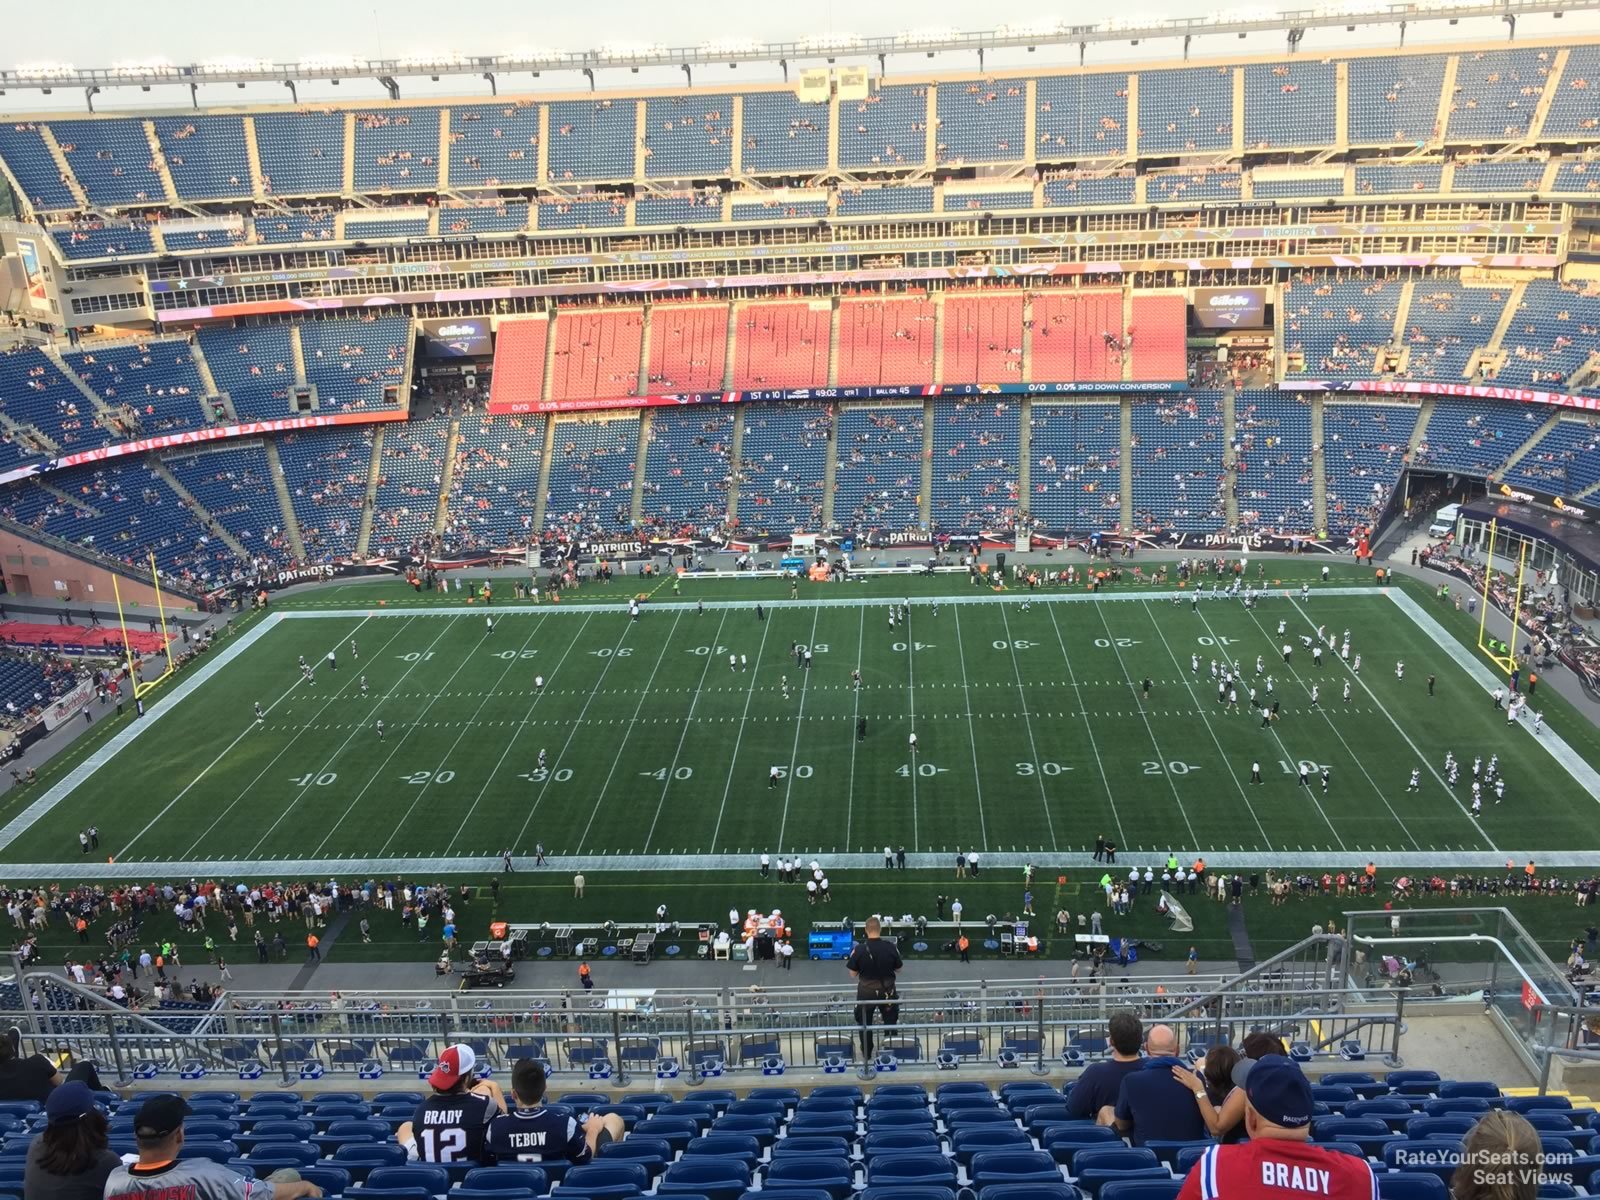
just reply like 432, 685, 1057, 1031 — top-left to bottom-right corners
1016, 761, 1074, 775
398, 651, 435, 662
1143, 761, 1202, 775
519, 767, 573, 782
291, 773, 338, 787
402, 770, 455, 784
898, 763, 949, 777
642, 767, 695, 780
495, 649, 539, 660
1281, 760, 1331, 775
591, 648, 633, 658
1094, 638, 1140, 648
993, 640, 1037, 650
892, 642, 933, 652
1196, 637, 1238, 647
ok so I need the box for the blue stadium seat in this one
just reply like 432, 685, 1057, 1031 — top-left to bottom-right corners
971, 1150, 1063, 1188
765, 1157, 855, 1199
774, 1137, 854, 1159
1143, 1142, 1212, 1172
465, 1167, 551, 1192
297, 1166, 354, 1195
864, 1132, 943, 1160
867, 1155, 959, 1189
659, 1159, 751, 1200
632, 1117, 699, 1154
711, 1116, 780, 1146
953, 1128, 1032, 1167
684, 1135, 762, 1170
1098, 1183, 1181, 1200
598, 1138, 672, 1181
1377, 1175, 1449, 1200
858, 1188, 958, 1200
563, 1163, 651, 1194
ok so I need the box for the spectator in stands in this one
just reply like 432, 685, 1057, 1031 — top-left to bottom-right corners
1178, 1056, 1376, 1200
23, 1081, 119, 1200
396, 1043, 507, 1166
486, 1058, 626, 1165
0, 1028, 62, 1101
1064, 1010, 1143, 1120
104, 1094, 324, 1198
1108, 1023, 1210, 1144
1172, 1044, 1247, 1142
1453, 1110, 1543, 1200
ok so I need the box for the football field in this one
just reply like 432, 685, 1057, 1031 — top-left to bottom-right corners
2, 569, 1597, 876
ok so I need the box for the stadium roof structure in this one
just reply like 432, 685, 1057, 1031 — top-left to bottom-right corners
6, 0, 1599, 108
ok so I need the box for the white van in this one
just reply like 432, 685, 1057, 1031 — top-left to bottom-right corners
1428, 503, 1461, 538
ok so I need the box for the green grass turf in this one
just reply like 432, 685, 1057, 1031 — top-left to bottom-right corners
3, 564, 1594, 870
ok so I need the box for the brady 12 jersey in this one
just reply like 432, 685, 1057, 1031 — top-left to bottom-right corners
486, 1106, 593, 1165
410, 1091, 498, 1163
1181, 1139, 1378, 1200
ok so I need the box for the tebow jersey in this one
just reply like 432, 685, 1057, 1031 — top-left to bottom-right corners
1180, 1140, 1378, 1200
409, 1091, 498, 1163
487, 1105, 592, 1165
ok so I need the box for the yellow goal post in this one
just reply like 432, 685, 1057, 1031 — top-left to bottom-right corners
1475, 517, 1527, 676
111, 551, 176, 699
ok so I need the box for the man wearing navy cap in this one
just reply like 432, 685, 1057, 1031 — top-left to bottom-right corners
1178, 1056, 1378, 1200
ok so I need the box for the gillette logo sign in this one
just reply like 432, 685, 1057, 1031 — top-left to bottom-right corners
1193, 287, 1266, 330
420, 317, 492, 358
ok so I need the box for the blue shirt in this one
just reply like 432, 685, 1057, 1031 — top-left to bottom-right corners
486, 1105, 592, 1165
1115, 1056, 1212, 1145
1064, 1057, 1141, 1120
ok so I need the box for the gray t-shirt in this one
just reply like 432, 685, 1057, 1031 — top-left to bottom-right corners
104, 1158, 275, 1200
22, 1137, 120, 1200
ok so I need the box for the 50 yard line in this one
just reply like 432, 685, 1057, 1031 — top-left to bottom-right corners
774, 607, 822, 856
950, 605, 992, 852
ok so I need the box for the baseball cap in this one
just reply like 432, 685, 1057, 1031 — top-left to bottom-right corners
133, 1094, 192, 1138
45, 1081, 98, 1126
429, 1043, 477, 1090
1236, 1054, 1314, 1129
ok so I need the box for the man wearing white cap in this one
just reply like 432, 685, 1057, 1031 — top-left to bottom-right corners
396, 1044, 507, 1165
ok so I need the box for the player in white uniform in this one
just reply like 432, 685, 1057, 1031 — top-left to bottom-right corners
254, 702, 264, 721
376, 720, 386, 741
1407, 769, 1421, 792
1395, 661, 1405, 680
1342, 680, 1351, 703
360, 675, 369, 696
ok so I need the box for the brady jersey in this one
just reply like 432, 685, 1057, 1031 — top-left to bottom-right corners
1181, 1141, 1378, 1200
410, 1091, 498, 1163
486, 1106, 592, 1165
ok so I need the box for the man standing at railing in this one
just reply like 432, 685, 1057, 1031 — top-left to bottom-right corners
846, 916, 902, 1060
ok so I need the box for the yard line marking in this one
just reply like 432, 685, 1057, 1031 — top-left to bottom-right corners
115, 614, 379, 862
1087, 600, 1203, 850
775, 608, 823, 856
573, 611, 686, 853
377, 614, 553, 856
844, 606, 865, 850
708, 618, 773, 851
1044, 605, 1128, 852
443, 612, 596, 856
1140, 602, 1279, 850
906, 602, 920, 852
996, 604, 1057, 850
255, 618, 473, 859
509, 617, 640, 854
177, 615, 412, 858
951, 606, 994, 852
642, 610, 730, 853
1289, 594, 1495, 838
1235, 603, 1429, 851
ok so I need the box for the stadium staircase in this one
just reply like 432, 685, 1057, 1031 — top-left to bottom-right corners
827, 302, 842, 388
355, 426, 385, 556
631, 410, 653, 528
919, 401, 936, 531
433, 413, 462, 534
1118, 398, 1134, 530
1494, 411, 1566, 482
263, 439, 308, 561
1309, 394, 1329, 534
821, 406, 840, 528
289, 324, 309, 387
148, 453, 252, 560
142, 120, 181, 206
242, 116, 267, 201
1016, 399, 1032, 504
188, 338, 235, 421
529, 417, 558, 533
1528, 48, 1570, 141
340, 112, 357, 195
41, 343, 115, 433
1407, 396, 1436, 463
1221, 384, 1241, 528
724, 408, 746, 526
37, 125, 88, 209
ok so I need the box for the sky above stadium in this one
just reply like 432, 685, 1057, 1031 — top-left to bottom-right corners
4, 0, 1597, 112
